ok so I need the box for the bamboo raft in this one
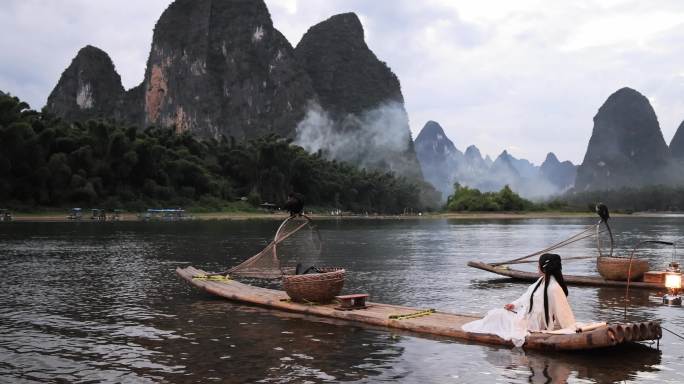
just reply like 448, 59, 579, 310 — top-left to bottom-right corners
177, 266, 661, 351
468, 261, 667, 290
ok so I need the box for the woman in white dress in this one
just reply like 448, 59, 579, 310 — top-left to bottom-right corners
462, 253, 576, 347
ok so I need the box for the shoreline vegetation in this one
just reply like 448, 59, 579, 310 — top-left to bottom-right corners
0, 92, 439, 215
4, 210, 677, 223
4, 92, 684, 217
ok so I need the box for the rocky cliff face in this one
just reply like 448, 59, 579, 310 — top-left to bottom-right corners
415, 121, 462, 162
292, 12, 422, 179
46, 2, 423, 179
295, 13, 403, 116
48, 2, 314, 140
414, 121, 462, 194
540, 152, 577, 190
46, 45, 125, 121
496, 150, 537, 179
461, 145, 493, 188
670, 120, 684, 159
575, 87, 671, 191
464, 145, 488, 170
140, 0, 315, 139
472, 151, 515, 192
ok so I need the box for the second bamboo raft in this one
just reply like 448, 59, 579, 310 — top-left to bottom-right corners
468, 261, 667, 290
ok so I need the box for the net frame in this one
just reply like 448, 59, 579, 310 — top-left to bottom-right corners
226, 215, 321, 279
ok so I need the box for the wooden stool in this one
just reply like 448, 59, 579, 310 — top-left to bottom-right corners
335, 294, 369, 310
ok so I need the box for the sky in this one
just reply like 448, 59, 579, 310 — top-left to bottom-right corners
2, 0, 684, 164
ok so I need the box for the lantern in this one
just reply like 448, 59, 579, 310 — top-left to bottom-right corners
665, 272, 682, 290
663, 262, 682, 306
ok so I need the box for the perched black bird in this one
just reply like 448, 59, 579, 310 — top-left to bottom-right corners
295, 263, 322, 275
284, 193, 303, 217
595, 203, 610, 222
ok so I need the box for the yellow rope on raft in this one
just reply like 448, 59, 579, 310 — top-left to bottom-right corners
192, 274, 231, 282
389, 309, 435, 320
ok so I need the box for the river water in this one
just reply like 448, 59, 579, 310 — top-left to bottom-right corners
1, 217, 684, 383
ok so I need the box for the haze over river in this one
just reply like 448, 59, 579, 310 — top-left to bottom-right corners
1, 217, 684, 383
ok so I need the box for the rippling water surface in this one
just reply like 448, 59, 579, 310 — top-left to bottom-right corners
1, 217, 684, 383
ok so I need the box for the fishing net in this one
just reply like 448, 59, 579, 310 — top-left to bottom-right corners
227, 215, 322, 279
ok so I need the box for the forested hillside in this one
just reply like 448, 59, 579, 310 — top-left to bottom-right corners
0, 93, 437, 213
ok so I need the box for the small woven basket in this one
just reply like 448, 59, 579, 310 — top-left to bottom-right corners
597, 256, 649, 281
282, 267, 345, 303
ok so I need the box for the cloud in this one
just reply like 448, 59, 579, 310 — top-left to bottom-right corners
268, 0, 298, 15
2, 0, 684, 165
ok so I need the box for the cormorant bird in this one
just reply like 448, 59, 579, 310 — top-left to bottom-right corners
595, 203, 609, 222
284, 193, 303, 217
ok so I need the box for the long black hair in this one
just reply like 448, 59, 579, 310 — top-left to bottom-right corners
528, 253, 569, 326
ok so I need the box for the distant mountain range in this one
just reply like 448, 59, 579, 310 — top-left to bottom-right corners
417, 86, 684, 200
415, 121, 576, 199
45, 0, 422, 179
39, 1, 684, 198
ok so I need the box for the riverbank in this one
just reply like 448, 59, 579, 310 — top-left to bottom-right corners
8, 211, 282, 222
3, 210, 657, 222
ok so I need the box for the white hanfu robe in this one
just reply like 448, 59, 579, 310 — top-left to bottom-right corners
462, 276, 575, 347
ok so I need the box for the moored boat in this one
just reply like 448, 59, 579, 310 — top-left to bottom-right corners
468, 205, 680, 288
139, 208, 193, 221
0, 209, 12, 222
467, 261, 667, 290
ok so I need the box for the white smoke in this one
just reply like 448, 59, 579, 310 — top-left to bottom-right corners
294, 101, 418, 177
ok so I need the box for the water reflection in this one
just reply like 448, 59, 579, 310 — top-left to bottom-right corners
594, 287, 666, 323
144, 299, 407, 382
485, 344, 661, 383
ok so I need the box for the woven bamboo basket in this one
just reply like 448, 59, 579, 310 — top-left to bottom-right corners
282, 267, 345, 303
597, 256, 649, 281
